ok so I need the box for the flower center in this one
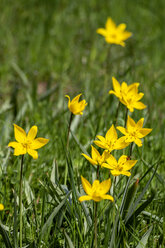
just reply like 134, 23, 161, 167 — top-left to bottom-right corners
22, 140, 32, 150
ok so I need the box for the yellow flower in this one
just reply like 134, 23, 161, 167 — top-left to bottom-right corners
65, 94, 87, 115
8, 124, 49, 159
94, 124, 129, 153
117, 116, 152, 147
109, 77, 146, 112
82, 145, 110, 167
0, 203, 4, 211
102, 155, 137, 177
79, 176, 114, 202
96, 17, 132, 47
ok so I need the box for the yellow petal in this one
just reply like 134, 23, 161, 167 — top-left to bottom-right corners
30, 138, 49, 149
102, 162, 112, 169
138, 128, 152, 138
8, 141, 19, 148
106, 154, 118, 166
27, 149, 38, 159
14, 144, 26, 156
102, 150, 111, 161
134, 138, 142, 147
110, 170, 122, 176
118, 23, 126, 31
91, 145, 100, 161
99, 178, 111, 194
122, 31, 132, 40
101, 195, 114, 202
94, 140, 107, 150
65, 95, 71, 107
115, 137, 130, 149
124, 160, 137, 170
27, 126, 38, 140
127, 116, 136, 130
105, 125, 117, 142
14, 124, 26, 143
137, 118, 144, 129
106, 17, 116, 30
91, 196, 102, 202
118, 155, 127, 165
121, 171, 131, 177
81, 176, 92, 195
71, 94, 82, 103
82, 153, 97, 166
112, 77, 121, 96
133, 101, 146, 110
116, 126, 127, 135
79, 195, 92, 202
96, 135, 106, 143
96, 28, 107, 36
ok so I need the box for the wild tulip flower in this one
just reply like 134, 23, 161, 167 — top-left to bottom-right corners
96, 17, 132, 47
79, 176, 114, 202
0, 203, 4, 210
65, 93, 87, 115
102, 154, 137, 177
8, 124, 49, 159
94, 124, 129, 153
117, 115, 152, 147
82, 145, 110, 167
109, 77, 146, 112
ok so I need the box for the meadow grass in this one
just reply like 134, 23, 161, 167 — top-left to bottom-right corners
0, 0, 165, 247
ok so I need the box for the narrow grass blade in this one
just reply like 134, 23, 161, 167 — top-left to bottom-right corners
40, 191, 70, 239
136, 225, 152, 248
64, 231, 75, 248
125, 164, 158, 222
11, 62, 29, 87
0, 223, 13, 248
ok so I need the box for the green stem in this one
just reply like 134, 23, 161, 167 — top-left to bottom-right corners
114, 101, 121, 126
66, 113, 73, 150
129, 142, 133, 158
19, 155, 24, 248
64, 113, 73, 185
96, 165, 99, 179
94, 202, 98, 248
124, 108, 128, 128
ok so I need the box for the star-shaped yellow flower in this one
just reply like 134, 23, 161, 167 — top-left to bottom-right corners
79, 176, 114, 202
8, 124, 49, 159
102, 155, 137, 177
97, 17, 132, 47
65, 94, 87, 115
94, 124, 129, 153
117, 116, 152, 147
109, 77, 146, 112
82, 145, 110, 167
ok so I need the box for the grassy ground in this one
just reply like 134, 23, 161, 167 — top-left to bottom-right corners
0, 0, 165, 247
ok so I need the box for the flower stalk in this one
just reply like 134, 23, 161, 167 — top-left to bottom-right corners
19, 155, 24, 248
114, 101, 121, 126
94, 202, 98, 248
65, 112, 73, 185
66, 112, 73, 150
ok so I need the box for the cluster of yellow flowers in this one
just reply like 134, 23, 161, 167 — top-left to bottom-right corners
64, 78, 152, 203
64, 17, 152, 203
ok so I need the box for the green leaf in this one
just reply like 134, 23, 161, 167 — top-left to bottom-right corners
64, 231, 75, 248
39, 191, 70, 239
136, 226, 152, 248
0, 224, 13, 248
